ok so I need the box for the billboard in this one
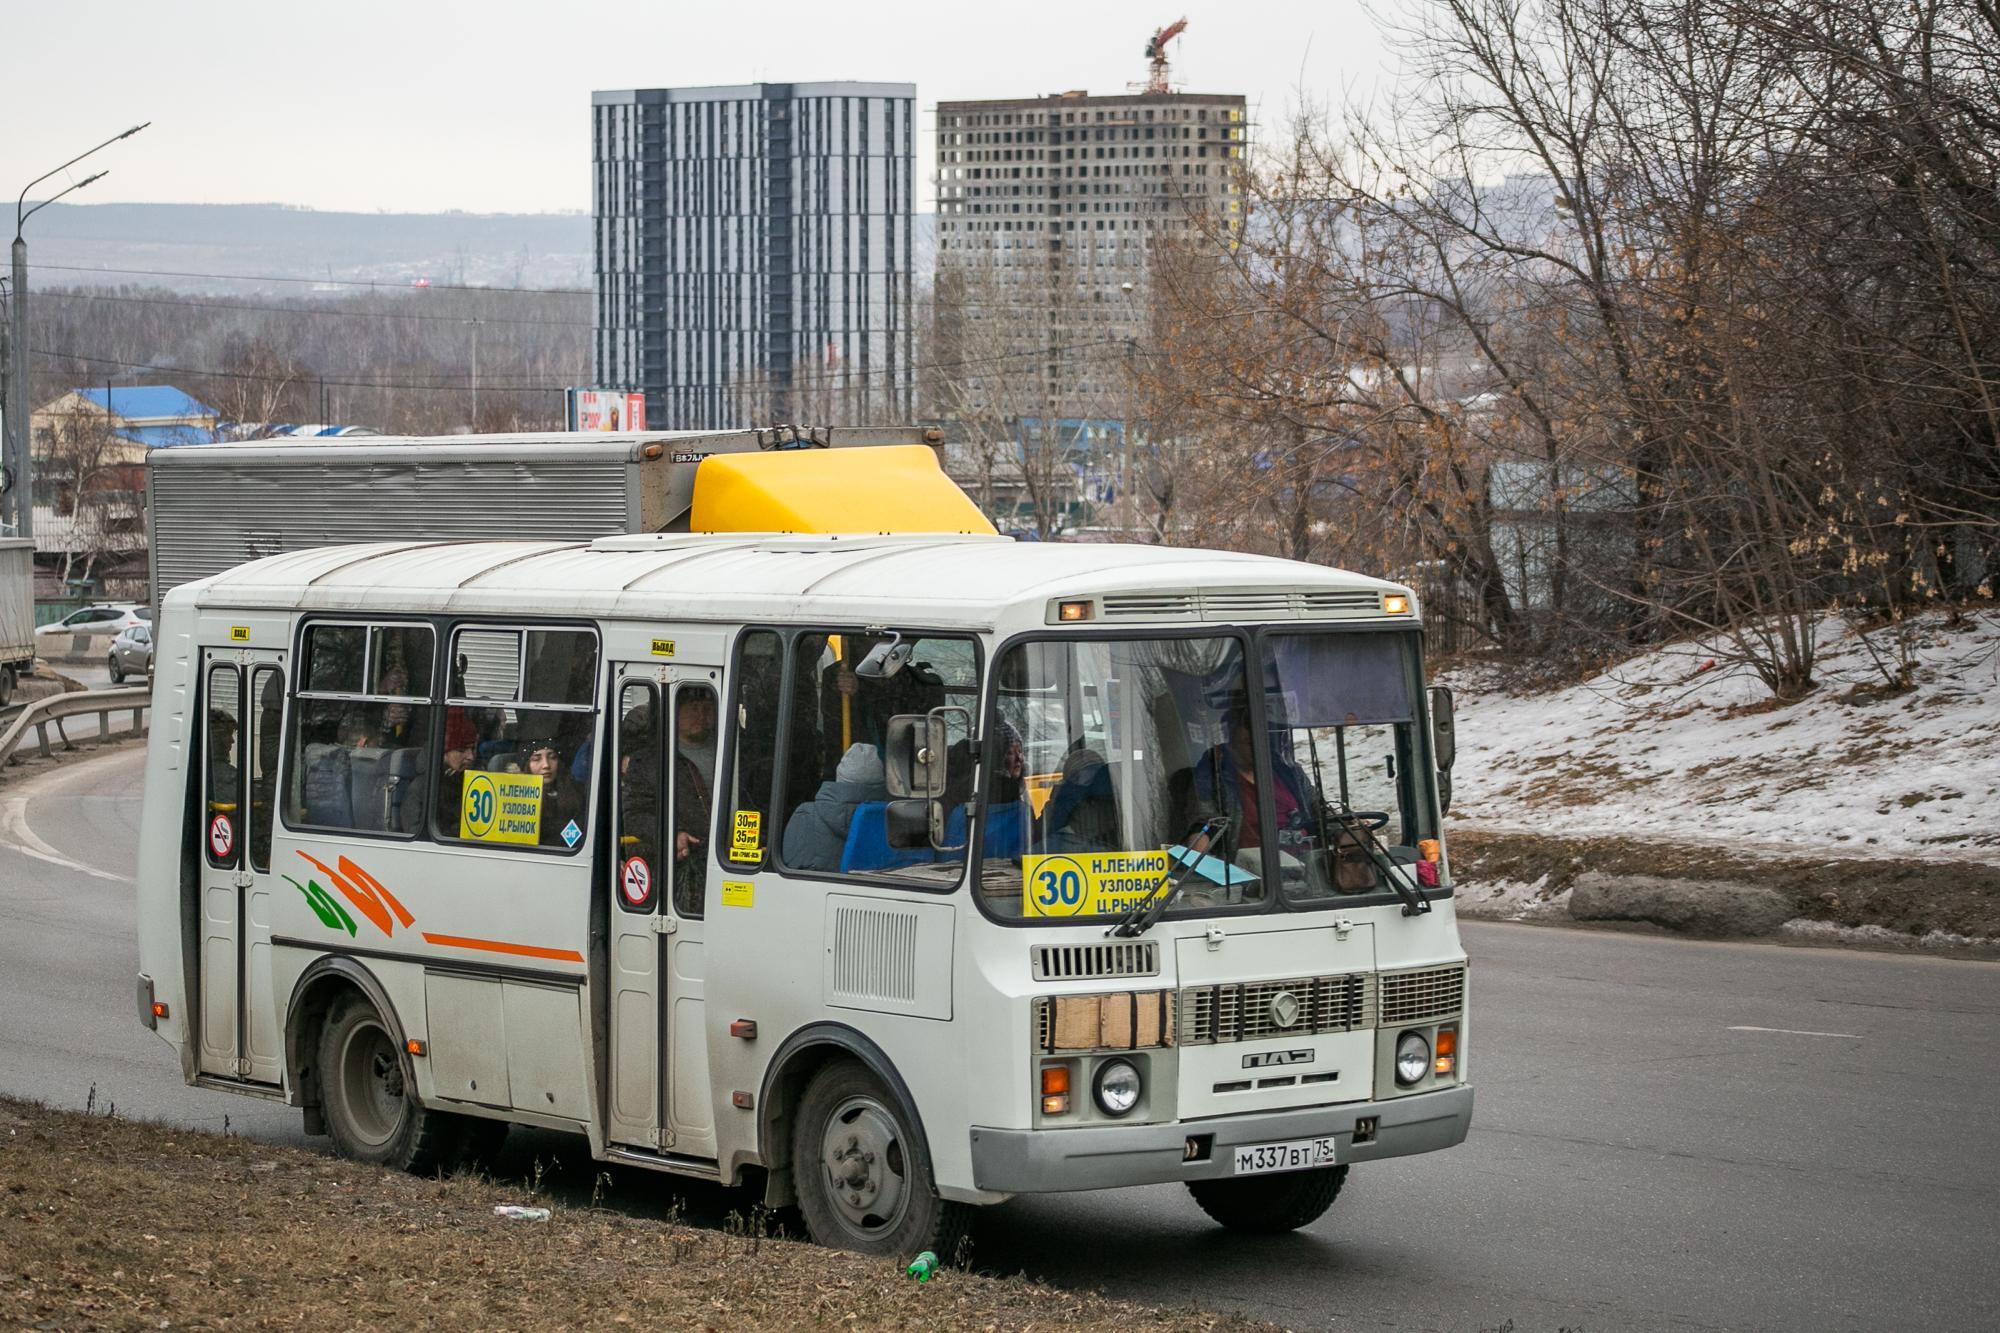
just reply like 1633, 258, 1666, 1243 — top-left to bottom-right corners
566, 389, 646, 432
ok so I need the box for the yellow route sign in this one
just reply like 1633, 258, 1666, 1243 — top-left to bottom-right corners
460, 772, 543, 845
1022, 850, 1171, 919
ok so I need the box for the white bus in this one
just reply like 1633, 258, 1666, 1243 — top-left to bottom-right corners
136, 531, 1471, 1254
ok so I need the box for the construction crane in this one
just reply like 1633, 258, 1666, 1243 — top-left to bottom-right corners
1142, 17, 1187, 95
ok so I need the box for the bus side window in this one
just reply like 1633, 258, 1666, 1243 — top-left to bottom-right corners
724, 631, 782, 869
248, 666, 283, 872
670, 683, 717, 915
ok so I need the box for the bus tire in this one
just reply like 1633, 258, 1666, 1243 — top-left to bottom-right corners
791, 1058, 967, 1258
1186, 1164, 1348, 1234
317, 992, 454, 1174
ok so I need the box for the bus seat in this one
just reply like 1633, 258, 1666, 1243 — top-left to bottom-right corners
301, 742, 354, 828
381, 747, 426, 832
980, 800, 1028, 860
346, 747, 391, 831
839, 802, 938, 873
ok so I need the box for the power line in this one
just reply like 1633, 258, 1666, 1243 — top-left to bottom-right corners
39, 288, 593, 330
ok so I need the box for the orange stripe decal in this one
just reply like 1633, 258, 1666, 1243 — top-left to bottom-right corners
297, 850, 392, 936
420, 933, 585, 964
340, 856, 414, 929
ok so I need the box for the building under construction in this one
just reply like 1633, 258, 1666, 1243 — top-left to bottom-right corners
932, 23, 1246, 434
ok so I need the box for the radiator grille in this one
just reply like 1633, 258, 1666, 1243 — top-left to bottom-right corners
1379, 965, 1466, 1025
828, 904, 919, 1006
1177, 973, 1376, 1046
1032, 941, 1160, 982
1097, 587, 1392, 623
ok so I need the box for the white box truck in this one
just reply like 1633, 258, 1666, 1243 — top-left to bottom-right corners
0, 537, 35, 704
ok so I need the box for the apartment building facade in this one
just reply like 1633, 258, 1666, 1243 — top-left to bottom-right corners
592, 82, 916, 430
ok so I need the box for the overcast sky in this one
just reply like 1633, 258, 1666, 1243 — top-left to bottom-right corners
0, 0, 1400, 215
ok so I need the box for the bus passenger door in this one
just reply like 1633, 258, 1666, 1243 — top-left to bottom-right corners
196, 648, 287, 1084
606, 668, 718, 1157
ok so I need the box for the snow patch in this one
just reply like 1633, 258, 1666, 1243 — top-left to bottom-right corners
1453, 874, 1571, 922
1444, 610, 2000, 864
1776, 917, 1995, 952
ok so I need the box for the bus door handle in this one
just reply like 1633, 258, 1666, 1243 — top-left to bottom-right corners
650, 915, 678, 936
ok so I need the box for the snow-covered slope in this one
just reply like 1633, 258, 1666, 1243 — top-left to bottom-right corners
1444, 610, 2000, 863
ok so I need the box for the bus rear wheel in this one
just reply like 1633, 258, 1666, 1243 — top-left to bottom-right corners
791, 1059, 967, 1258
1186, 1164, 1349, 1233
317, 993, 456, 1174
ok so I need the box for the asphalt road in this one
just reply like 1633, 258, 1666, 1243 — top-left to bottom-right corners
1, 747, 1995, 1331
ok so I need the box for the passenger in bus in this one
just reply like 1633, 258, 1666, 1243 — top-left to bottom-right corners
400, 710, 479, 836
618, 705, 659, 865
672, 691, 716, 911
525, 735, 585, 848
208, 710, 240, 804
782, 742, 889, 872
1040, 746, 1121, 853
374, 667, 418, 748
1192, 707, 1313, 850
816, 637, 945, 780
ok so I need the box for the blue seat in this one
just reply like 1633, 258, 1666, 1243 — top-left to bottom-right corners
839, 802, 938, 873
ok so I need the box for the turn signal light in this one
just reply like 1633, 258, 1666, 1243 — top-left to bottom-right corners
1434, 1027, 1458, 1077
405, 1039, 426, 1057
150, 1002, 169, 1020
1041, 1063, 1072, 1115
1383, 594, 1411, 615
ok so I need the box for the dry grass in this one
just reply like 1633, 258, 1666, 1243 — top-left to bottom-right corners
0, 1098, 1268, 1332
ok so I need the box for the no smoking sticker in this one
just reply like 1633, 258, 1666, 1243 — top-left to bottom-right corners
620, 856, 652, 907
207, 813, 235, 860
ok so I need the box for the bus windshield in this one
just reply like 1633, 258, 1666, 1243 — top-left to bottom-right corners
977, 636, 1268, 922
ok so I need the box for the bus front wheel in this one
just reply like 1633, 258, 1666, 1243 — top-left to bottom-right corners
1186, 1164, 1349, 1233
317, 993, 457, 1174
791, 1059, 968, 1258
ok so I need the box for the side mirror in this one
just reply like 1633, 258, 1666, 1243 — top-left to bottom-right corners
884, 798, 931, 849
853, 633, 911, 680
1428, 685, 1456, 772
884, 713, 947, 798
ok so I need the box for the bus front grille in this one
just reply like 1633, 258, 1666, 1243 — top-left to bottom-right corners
1176, 973, 1375, 1046
1378, 965, 1466, 1025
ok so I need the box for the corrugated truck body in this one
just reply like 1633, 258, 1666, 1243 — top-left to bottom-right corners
0, 538, 33, 670
145, 427, 943, 603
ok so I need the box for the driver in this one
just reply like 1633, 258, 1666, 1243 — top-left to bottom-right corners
1191, 706, 1312, 850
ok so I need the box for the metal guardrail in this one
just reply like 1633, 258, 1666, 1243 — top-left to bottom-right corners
0, 686, 151, 766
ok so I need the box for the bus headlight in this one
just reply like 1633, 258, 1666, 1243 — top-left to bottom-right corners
1395, 1032, 1431, 1086
1093, 1058, 1142, 1117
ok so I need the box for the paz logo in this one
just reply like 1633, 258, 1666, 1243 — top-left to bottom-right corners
285, 851, 414, 939
1268, 990, 1301, 1030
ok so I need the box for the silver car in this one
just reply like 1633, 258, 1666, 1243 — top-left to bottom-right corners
108, 622, 153, 683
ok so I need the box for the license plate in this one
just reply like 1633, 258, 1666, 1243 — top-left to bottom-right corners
1231, 1135, 1338, 1176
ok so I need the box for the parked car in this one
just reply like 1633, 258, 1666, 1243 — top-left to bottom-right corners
108, 622, 153, 683
36, 604, 148, 644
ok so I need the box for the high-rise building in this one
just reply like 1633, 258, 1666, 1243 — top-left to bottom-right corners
592, 82, 916, 431
933, 90, 1245, 412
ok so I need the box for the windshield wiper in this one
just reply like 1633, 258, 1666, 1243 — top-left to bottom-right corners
1109, 815, 1231, 938
1327, 806, 1431, 917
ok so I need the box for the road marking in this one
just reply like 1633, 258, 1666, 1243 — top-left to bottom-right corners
0, 793, 131, 884
1728, 1025, 1862, 1039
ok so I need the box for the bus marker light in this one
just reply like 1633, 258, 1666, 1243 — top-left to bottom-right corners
150, 1002, 169, 1020
1057, 600, 1093, 622
729, 1019, 758, 1039
731, 1091, 755, 1110
1383, 594, 1410, 614
406, 1039, 427, 1057
1042, 1094, 1070, 1115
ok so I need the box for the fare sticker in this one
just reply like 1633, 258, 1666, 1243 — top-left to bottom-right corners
729, 810, 762, 862
459, 772, 544, 845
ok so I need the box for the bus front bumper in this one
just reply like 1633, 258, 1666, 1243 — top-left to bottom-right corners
967, 1084, 1472, 1194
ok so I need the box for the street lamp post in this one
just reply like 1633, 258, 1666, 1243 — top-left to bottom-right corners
6, 122, 149, 541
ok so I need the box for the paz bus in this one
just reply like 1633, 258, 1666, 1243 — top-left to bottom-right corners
135, 442, 1471, 1254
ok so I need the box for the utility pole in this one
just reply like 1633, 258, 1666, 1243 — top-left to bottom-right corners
6, 122, 148, 541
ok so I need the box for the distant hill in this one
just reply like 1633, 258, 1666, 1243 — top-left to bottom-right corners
21, 202, 593, 294
22, 202, 940, 296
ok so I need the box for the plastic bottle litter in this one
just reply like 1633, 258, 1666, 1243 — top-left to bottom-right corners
493, 1204, 551, 1222
905, 1250, 939, 1282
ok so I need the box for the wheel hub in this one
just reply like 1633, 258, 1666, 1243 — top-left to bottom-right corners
820, 1096, 907, 1234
